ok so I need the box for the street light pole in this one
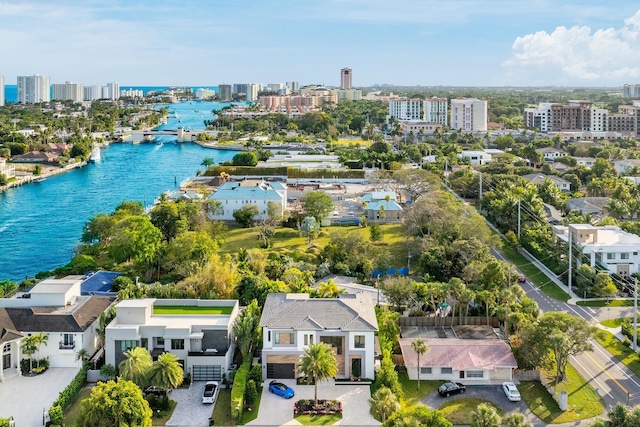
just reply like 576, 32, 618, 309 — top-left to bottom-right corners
634, 277, 638, 352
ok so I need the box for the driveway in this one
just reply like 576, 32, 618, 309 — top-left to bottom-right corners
165, 381, 216, 426
0, 368, 79, 427
422, 384, 540, 425
247, 379, 378, 426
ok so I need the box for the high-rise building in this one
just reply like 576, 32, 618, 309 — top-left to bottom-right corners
0, 75, 4, 107
233, 83, 248, 95
340, 68, 352, 90
52, 81, 83, 103
286, 81, 300, 93
623, 84, 640, 99
388, 98, 424, 121
105, 82, 120, 100
450, 98, 488, 132
525, 101, 607, 133
246, 83, 260, 102
83, 85, 102, 101
219, 84, 232, 101
17, 74, 50, 104
424, 97, 449, 127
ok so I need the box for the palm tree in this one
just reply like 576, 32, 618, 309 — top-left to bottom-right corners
471, 403, 501, 427
75, 349, 90, 365
201, 157, 215, 167
148, 352, 184, 390
411, 338, 428, 390
34, 332, 49, 369
369, 386, 400, 424
100, 364, 117, 380
118, 347, 153, 388
21, 335, 38, 373
298, 342, 338, 407
503, 413, 532, 427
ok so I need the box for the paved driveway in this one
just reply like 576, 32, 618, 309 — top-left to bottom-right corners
0, 368, 79, 427
422, 384, 539, 425
166, 382, 216, 426
247, 379, 378, 426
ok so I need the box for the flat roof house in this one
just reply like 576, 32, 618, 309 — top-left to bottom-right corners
259, 293, 378, 380
105, 299, 239, 382
208, 179, 286, 222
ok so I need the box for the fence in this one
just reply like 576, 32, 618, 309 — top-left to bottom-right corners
398, 316, 499, 327
514, 369, 541, 381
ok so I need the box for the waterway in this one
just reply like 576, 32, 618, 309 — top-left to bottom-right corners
0, 101, 239, 281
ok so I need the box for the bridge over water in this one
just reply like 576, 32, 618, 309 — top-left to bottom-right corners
130, 128, 217, 143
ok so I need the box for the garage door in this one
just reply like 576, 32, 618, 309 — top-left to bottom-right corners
193, 365, 221, 381
267, 363, 295, 379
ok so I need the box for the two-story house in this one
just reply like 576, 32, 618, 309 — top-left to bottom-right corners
522, 173, 571, 192
554, 224, 640, 279
537, 147, 568, 161
105, 299, 239, 382
259, 293, 378, 380
0, 278, 115, 380
208, 179, 286, 222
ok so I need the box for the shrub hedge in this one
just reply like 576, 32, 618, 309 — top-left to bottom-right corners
230, 359, 252, 423
48, 362, 90, 422
203, 165, 366, 179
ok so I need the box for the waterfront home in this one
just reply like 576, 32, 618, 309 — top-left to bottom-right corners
0, 158, 15, 179
12, 151, 59, 164
105, 299, 239, 382
399, 338, 517, 384
207, 179, 286, 221
0, 278, 115, 379
259, 293, 378, 380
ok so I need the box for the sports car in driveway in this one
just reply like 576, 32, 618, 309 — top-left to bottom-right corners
202, 381, 219, 404
269, 380, 295, 399
438, 382, 466, 397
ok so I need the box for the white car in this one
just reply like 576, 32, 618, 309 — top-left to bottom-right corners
202, 381, 219, 404
502, 382, 521, 402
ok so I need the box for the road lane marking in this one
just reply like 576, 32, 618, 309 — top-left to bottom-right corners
591, 344, 640, 391
571, 356, 612, 401
584, 352, 630, 395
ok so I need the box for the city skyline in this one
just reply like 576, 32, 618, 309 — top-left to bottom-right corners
0, 1, 640, 87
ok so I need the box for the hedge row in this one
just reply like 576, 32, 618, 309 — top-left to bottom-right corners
48, 363, 90, 423
203, 165, 366, 179
204, 166, 288, 177
287, 168, 365, 179
230, 359, 252, 423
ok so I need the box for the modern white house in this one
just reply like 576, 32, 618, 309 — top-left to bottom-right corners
522, 173, 571, 192
0, 158, 15, 180
207, 179, 286, 222
537, 147, 568, 161
259, 293, 378, 380
554, 224, 640, 279
105, 299, 239, 382
458, 149, 503, 166
399, 338, 518, 384
0, 278, 115, 380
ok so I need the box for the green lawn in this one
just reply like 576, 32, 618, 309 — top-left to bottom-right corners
438, 398, 502, 425
397, 372, 441, 407
293, 414, 342, 425
220, 224, 409, 268
499, 244, 570, 302
151, 400, 177, 425
153, 305, 234, 315
601, 318, 627, 328
240, 386, 262, 424
577, 299, 634, 307
211, 388, 234, 426
595, 329, 640, 378
63, 386, 93, 427
519, 365, 603, 424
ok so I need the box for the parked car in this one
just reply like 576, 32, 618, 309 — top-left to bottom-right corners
269, 380, 295, 399
518, 275, 527, 283
202, 381, 219, 404
438, 382, 466, 397
144, 386, 169, 397
502, 382, 521, 401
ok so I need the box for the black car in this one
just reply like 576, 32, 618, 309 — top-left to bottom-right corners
438, 382, 466, 397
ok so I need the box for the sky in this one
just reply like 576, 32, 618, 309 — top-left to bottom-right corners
1, 0, 640, 88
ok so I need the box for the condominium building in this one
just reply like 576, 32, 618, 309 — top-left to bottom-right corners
17, 74, 50, 104
195, 88, 216, 100
450, 98, 488, 132
286, 81, 300, 93
83, 85, 102, 101
340, 68, 352, 90
105, 82, 120, 100
623, 84, 640, 99
0, 75, 4, 106
218, 84, 232, 101
232, 83, 248, 95
331, 89, 362, 102
388, 98, 424, 121
246, 83, 260, 102
51, 81, 83, 103
424, 97, 448, 126
524, 101, 607, 133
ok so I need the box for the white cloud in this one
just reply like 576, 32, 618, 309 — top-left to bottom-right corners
503, 9, 640, 85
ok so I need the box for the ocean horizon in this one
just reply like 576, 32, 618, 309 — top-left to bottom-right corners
2, 85, 218, 104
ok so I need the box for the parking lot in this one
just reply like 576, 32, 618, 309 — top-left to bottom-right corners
165, 381, 216, 426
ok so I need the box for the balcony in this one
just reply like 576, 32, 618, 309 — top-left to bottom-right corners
59, 341, 75, 350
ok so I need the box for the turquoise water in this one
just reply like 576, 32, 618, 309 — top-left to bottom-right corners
0, 101, 239, 281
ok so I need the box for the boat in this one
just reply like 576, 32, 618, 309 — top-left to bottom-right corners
33, 177, 46, 183
89, 145, 101, 163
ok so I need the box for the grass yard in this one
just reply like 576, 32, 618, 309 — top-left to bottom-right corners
595, 329, 640, 378
499, 244, 570, 302
63, 385, 93, 427
519, 365, 603, 424
293, 414, 342, 425
438, 398, 502, 425
151, 400, 177, 426
220, 224, 409, 268
601, 318, 627, 328
153, 305, 234, 315
577, 299, 634, 307
211, 388, 234, 426
335, 138, 371, 147
397, 372, 441, 406
240, 386, 263, 425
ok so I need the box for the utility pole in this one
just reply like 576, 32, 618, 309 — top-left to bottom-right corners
634, 276, 638, 352
568, 231, 572, 292
479, 172, 483, 199
517, 200, 521, 240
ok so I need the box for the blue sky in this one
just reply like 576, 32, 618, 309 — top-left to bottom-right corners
1, 0, 639, 87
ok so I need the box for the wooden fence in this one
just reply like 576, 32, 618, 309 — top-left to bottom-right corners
398, 316, 499, 327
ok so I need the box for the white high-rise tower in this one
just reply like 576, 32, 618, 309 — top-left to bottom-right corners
17, 74, 51, 104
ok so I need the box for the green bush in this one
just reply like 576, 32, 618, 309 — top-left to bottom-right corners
230, 359, 252, 423
51, 363, 89, 411
0, 417, 13, 427
245, 379, 257, 406
248, 364, 262, 383
48, 405, 63, 425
